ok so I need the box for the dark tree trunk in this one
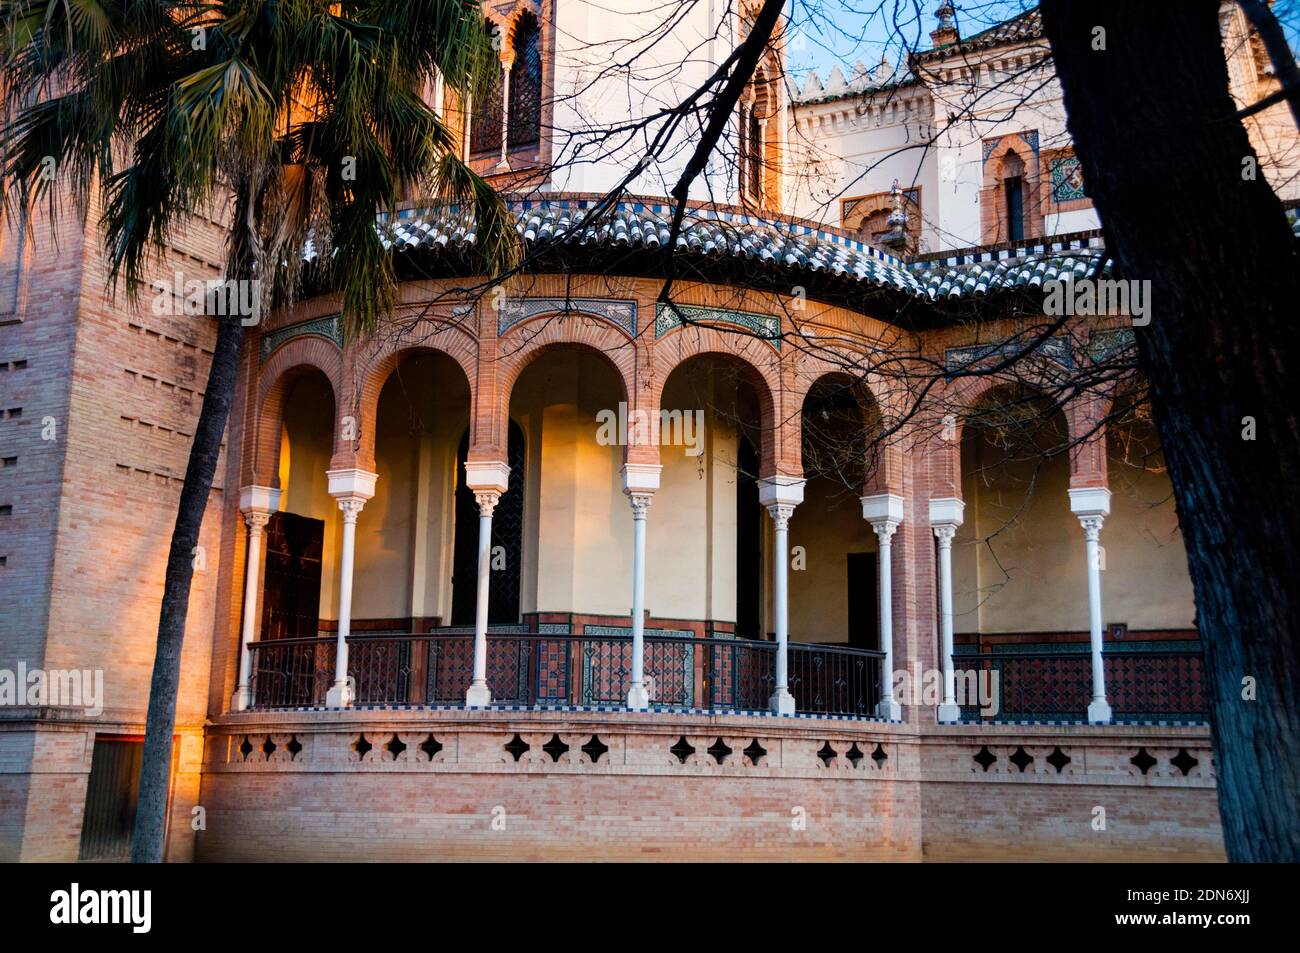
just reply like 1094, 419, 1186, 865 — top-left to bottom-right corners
130, 178, 259, 862
128, 310, 244, 862
1041, 1, 1300, 861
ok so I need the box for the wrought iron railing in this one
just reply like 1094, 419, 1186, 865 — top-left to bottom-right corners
955, 649, 1207, 722
247, 630, 884, 717
247, 633, 1204, 722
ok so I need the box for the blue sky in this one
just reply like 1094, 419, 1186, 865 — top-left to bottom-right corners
783, 0, 1300, 81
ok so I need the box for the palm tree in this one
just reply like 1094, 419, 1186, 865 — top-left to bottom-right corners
0, 0, 513, 862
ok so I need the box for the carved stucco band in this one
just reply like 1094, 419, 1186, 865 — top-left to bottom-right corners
654, 303, 782, 349
944, 335, 1072, 375
498, 297, 637, 336
259, 314, 345, 364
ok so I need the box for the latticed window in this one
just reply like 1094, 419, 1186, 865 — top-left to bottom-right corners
1000, 149, 1027, 241
469, 21, 503, 156
508, 14, 542, 149
746, 110, 762, 198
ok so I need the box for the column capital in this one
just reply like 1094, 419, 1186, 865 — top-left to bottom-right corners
243, 510, 272, 534
464, 459, 510, 494
239, 484, 281, 516
932, 523, 958, 544
764, 501, 797, 530
1078, 514, 1105, 541
337, 497, 366, 523
474, 489, 503, 517
627, 493, 654, 519
928, 496, 965, 529
872, 520, 898, 544
861, 492, 904, 530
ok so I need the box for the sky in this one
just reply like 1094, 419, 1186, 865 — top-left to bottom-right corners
782, 0, 1300, 85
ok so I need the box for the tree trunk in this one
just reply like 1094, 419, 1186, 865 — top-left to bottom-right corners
128, 309, 244, 862
130, 175, 260, 862
1041, 1, 1300, 861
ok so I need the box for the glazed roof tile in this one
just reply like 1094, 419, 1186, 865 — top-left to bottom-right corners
371, 197, 1300, 305
375, 197, 1114, 302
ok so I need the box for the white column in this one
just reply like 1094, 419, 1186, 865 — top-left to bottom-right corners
497, 62, 512, 171
862, 493, 904, 721
1069, 487, 1113, 723
464, 460, 511, 707
929, 497, 965, 722
622, 463, 662, 709
759, 478, 805, 715
232, 485, 280, 711
326, 469, 377, 708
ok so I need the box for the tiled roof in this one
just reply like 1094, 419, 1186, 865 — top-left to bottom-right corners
374, 197, 1108, 303
369, 197, 1300, 306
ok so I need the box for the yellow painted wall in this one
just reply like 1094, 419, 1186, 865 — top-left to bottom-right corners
952, 415, 1195, 636
512, 351, 629, 616
788, 476, 876, 644
281, 356, 470, 626
1103, 424, 1196, 630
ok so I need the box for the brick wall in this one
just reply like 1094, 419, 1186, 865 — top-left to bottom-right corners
196, 710, 1222, 862
0, 187, 230, 859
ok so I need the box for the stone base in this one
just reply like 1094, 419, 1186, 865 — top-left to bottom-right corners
231, 686, 251, 713
1088, 698, 1114, 723
626, 684, 650, 710
876, 697, 902, 721
465, 681, 493, 708
769, 688, 796, 715
937, 703, 962, 723
325, 681, 353, 709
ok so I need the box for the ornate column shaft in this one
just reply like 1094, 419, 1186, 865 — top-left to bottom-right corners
760, 477, 804, 715
623, 463, 662, 709
464, 460, 511, 707
1070, 487, 1113, 723
862, 493, 904, 721
497, 59, 512, 171
326, 469, 377, 708
232, 486, 280, 712
929, 497, 965, 722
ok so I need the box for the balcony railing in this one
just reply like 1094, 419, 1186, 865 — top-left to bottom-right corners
245, 632, 1206, 722
247, 630, 884, 717
955, 649, 1207, 722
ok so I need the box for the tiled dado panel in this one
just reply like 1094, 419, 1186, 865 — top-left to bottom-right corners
196, 712, 1221, 861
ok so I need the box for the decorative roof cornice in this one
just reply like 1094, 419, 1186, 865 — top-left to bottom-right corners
915, 7, 1044, 64
312, 195, 1300, 320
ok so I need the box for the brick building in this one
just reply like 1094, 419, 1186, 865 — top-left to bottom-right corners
1, 2, 1295, 861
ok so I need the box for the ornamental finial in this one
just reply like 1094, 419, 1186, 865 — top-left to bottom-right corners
932, 1, 959, 47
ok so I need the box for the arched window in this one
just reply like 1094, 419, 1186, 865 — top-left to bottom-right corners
746, 109, 762, 199
451, 422, 526, 626
507, 14, 542, 149
739, 55, 780, 206
469, 20, 503, 156
1000, 149, 1027, 242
